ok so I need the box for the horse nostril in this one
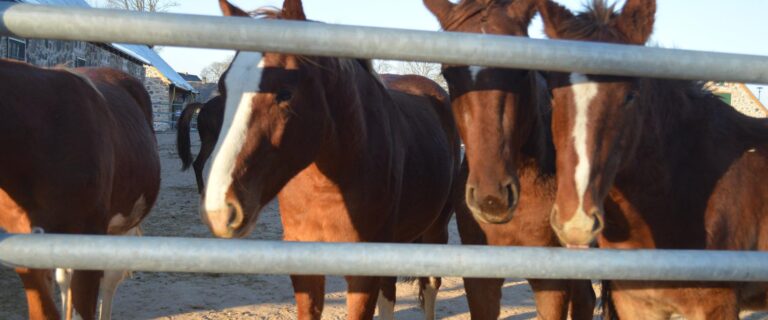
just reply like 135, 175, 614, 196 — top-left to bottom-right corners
467, 186, 477, 203
227, 201, 244, 229
505, 183, 518, 209
550, 206, 561, 229
591, 209, 605, 234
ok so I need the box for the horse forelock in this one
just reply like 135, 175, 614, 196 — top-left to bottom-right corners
556, 0, 626, 42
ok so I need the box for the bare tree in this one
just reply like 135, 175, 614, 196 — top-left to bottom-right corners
373, 60, 395, 74
399, 61, 447, 90
200, 56, 234, 84
105, 0, 179, 12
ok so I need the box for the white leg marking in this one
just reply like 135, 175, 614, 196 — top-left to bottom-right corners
107, 195, 146, 235
377, 291, 395, 320
55, 268, 73, 320
468, 66, 484, 83
566, 73, 598, 229
422, 277, 439, 320
98, 226, 140, 320
204, 52, 265, 213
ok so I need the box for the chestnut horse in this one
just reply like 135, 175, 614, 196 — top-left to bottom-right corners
540, 0, 768, 318
200, 1, 460, 319
424, 0, 595, 319
0, 60, 160, 319
177, 95, 224, 193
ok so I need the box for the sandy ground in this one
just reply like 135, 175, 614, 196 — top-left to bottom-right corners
2, 133, 760, 319
0, 132, 562, 319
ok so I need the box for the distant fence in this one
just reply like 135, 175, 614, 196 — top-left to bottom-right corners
1, 2, 768, 279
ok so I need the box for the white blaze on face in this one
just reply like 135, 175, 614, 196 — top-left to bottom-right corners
468, 65, 484, 83
567, 73, 598, 225
204, 52, 266, 212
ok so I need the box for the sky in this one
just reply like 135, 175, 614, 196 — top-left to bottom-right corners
157, 0, 768, 102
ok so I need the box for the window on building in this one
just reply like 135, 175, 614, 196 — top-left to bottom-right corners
75, 57, 87, 68
7, 37, 26, 61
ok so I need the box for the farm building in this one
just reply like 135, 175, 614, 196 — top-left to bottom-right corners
0, 0, 196, 131
180, 72, 220, 102
709, 82, 768, 118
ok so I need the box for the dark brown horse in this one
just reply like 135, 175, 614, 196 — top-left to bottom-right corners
540, 0, 768, 318
424, 0, 595, 319
0, 60, 160, 319
199, 1, 460, 319
177, 95, 224, 193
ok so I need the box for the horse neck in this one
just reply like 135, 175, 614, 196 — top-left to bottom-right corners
313, 59, 395, 177
610, 79, 765, 246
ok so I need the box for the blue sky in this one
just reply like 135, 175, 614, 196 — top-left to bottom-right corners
159, 0, 768, 102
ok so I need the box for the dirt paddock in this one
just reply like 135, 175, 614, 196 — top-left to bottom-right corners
0, 133, 762, 319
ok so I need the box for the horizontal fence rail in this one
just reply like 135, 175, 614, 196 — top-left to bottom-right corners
1, 3, 768, 83
2, 233, 768, 281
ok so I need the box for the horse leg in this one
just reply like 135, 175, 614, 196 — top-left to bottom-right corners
569, 280, 596, 319
97, 269, 129, 320
16, 267, 59, 320
462, 277, 504, 320
70, 270, 103, 320
98, 226, 139, 320
290, 275, 325, 320
345, 276, 381, 320
417, 201, 451, 320
418, 276, 441, 320
528, 279, 569, 320
377, 277, 396, 320
55, 268, 74, 320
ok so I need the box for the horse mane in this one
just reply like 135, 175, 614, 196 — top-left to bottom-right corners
639, 78, 768, 148
251, 7, 381, 83
527, 71, 556, 176
555, 0, 627, 43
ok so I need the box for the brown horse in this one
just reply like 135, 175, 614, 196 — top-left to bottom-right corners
424, 0, 595, 319
177, 95, 224, 193
199, 1, 460, 319
540, 0, 768, 318
0, 60, 160, 319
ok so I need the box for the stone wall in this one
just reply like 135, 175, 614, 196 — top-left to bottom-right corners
0, 37, 6, 59
709, 82, 768, 118
144, 66, 172, 131
18, 39, 145, 81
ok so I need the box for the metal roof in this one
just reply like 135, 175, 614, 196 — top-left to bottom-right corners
7, 0, 195, 92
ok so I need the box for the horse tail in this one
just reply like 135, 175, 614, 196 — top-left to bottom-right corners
177, 102, 203, 171
600, 280, 619, 320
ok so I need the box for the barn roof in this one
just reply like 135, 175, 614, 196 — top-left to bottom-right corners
5, 0, 196, 92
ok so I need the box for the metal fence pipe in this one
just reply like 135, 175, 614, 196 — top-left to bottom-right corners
1, 3, 767, 83
1, 233, 768, 281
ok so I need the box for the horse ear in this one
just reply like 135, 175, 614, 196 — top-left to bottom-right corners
616, 0, 656, 44
282, 0, 307, 21
538, 0, 575, 39
219, 0, 249, 17
423, 0, 455, 27
507, 0, 538, 26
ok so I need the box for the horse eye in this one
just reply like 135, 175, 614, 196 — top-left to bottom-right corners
275, 89, 293, 103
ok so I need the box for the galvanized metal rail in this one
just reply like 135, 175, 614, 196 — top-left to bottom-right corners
1, 3, 767, 83
1, 233, 767, 281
